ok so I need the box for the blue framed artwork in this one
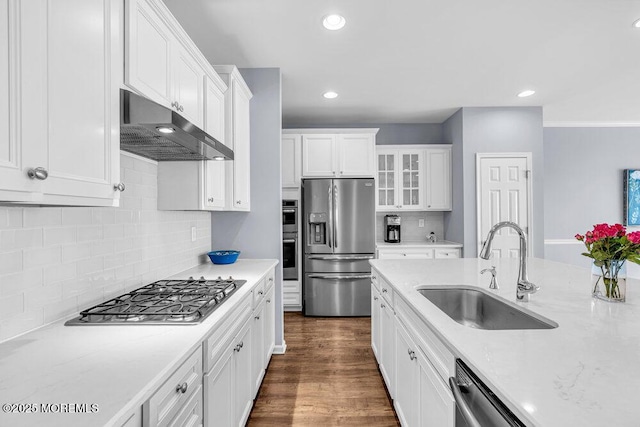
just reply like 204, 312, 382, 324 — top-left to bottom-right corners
624, 169, 640, 226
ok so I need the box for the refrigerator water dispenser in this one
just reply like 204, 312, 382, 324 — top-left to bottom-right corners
308, 212, 327, 245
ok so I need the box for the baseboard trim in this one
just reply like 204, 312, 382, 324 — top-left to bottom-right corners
273, 341, 287, 354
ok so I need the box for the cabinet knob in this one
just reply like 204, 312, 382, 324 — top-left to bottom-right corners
258, 290, 264, 295
267, 299, 271, 303
236, 200, 241, 205
428, 205, 431, 208
374, 296, 378, 301
27, 167, 48, 180
372, 275, 377, 280
178, 105, 184, 113
208, 197, 214, 202
381, 303, 386, 308
255, 315, 260, 320
113, 183, 126, 192
171, 101, 178, 108
175, 382, 188, 394
332, 171, 336, 175
382, 288, 388, 293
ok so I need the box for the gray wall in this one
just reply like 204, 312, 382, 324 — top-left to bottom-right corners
443, 109, 464, 247
283, 123, 444, 145
443, 107, 544, 258
543, 127, 640, 275
210, 68, 284, 347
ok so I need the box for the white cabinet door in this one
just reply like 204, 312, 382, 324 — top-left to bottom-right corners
419, 349, 455, 427
379, 299, 395, 399
204, 161, 226, 209
281, 134, 301, 188
234, 318, 253, 427
204, 346, 234, 427
204, 75, 226, 144
173, 44, 204, 128
371, 285, 381, 362
264, 284, 276, 361
394, 318, 420, 427
302, 134, 335, 177
425, 147, 452, 210
337, 133, 375, 177
251, 300, 266, 398
376, 148, 424, 211
17, 0, 120, 205
125, 0, 172, 107
0, 0, 36, 201
231, 78, 251, 210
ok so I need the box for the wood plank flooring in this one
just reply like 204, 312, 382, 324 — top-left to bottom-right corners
248, 312, 399, 426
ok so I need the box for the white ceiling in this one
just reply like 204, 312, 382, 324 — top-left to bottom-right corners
163, 0, 640, 126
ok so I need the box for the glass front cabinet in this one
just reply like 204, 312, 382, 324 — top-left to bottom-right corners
376, 149, 424, 211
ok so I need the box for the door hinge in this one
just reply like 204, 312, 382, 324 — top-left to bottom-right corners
525, 170, 531, 179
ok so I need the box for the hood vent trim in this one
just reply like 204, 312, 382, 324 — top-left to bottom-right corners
120, 89, 233, 162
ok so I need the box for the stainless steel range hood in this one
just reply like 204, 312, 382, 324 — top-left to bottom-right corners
120, 89, 233, 161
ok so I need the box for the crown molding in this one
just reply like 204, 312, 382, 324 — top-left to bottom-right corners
543, 121, 640, 128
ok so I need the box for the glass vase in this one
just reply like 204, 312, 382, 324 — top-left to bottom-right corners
591, 260, 627, 302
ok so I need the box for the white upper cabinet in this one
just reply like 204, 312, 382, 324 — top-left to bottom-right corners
215, 66, 252, 211
281, 134, 301, 188
0, 0, 121, 206
301, 134, 335, 177
125, 0, 205, 128
337, 134, 376, 177
425, 147, 452, 210
376, 148, 424, 211
204, 75, 226, 145
376, 144, 452, 212
290, 129, 378, 179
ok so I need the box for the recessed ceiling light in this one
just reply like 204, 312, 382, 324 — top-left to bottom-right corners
517, 90, 536, 98
323, 14, 346, 30
156, 126, 175, 134
323, 91, 339, 99
634, 18, 640, 28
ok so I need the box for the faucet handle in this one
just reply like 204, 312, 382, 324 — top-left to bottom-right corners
480, 266, 498, 289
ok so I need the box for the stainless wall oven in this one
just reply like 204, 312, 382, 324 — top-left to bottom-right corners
283, 200, 298, 280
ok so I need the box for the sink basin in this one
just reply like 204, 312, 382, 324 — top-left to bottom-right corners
417, 286, 558, 330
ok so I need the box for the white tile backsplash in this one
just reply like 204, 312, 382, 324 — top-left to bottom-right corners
376, 211, 445, 242
0, 153, 212, 342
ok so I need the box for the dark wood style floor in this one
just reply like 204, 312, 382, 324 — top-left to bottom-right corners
248, 312, 399, 426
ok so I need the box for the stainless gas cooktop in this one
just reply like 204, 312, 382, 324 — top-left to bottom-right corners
65, 276, 246, 325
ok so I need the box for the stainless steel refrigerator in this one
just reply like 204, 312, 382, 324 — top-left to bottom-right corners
302, 178, 375, 316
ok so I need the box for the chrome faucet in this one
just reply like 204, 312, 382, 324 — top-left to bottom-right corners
479, 221, 539, 302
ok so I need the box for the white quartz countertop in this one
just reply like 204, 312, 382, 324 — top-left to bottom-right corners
376, 240, 462, 248
0, 259, 278, 427
370, 257, 640, 427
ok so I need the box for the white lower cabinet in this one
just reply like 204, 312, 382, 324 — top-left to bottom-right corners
264, 280, 276, 363
371, 266, 456, 427
203, 345, 234, 427
251, 298, 266, 397
143, 349, 202, 427
377, 246, 461, 260
394, 317, 420, 427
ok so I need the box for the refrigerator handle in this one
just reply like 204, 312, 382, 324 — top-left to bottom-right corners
333, 184, 338, 249
327, 183, 333, 248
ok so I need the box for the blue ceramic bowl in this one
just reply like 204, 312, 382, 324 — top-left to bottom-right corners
207, 250, 240, 264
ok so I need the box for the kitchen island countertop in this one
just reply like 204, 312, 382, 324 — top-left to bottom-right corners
0, 259, 278, 427
370, 257, 640, 426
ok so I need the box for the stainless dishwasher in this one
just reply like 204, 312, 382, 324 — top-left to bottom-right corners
449, 359, 526, 427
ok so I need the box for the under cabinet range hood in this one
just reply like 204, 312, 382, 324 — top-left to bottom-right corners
120, 89, 233, 162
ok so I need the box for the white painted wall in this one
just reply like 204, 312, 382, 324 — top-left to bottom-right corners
0, 153, 211, 342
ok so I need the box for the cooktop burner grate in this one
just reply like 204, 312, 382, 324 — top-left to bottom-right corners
66, 276, 246, 325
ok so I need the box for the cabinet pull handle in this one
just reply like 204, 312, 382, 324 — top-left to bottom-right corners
266, 299, 271, 303
372, 275, 377, 280
255, 315, 260, 320
176, 382, 188, 394
236, 200, 241, 204
382, 288, 388, 293
239, 341, 244, 348
178, 105, 184, 112
407, 349, 416, 360
27, 167, 48, 180
171, 101, 177, 108
380, 303, 385, 308
208, 197, 214, 202
374, 296, 378, 301
113, 183, 126, 192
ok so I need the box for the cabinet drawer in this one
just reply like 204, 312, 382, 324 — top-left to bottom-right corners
203, 296, 252, 373
371, 269, 380, 291
168, 384, 203, 427
434, 248, 460, 259
144, 349, 202, 427
253, 278, 266, 308
379, 276, 394, 308
378, 248, 435, 259
395, 296, 455, 383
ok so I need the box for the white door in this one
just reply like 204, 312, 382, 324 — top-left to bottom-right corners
477, 154, 531, 258
173, 44, 204, 128
231, 79, 251, 210
301, 134, 335, 177
337, 134, 375, 177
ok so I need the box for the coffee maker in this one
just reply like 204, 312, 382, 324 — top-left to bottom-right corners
384, 215, 401, 243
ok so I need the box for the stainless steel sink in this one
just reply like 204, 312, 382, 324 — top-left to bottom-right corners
417, 286, 558, 330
